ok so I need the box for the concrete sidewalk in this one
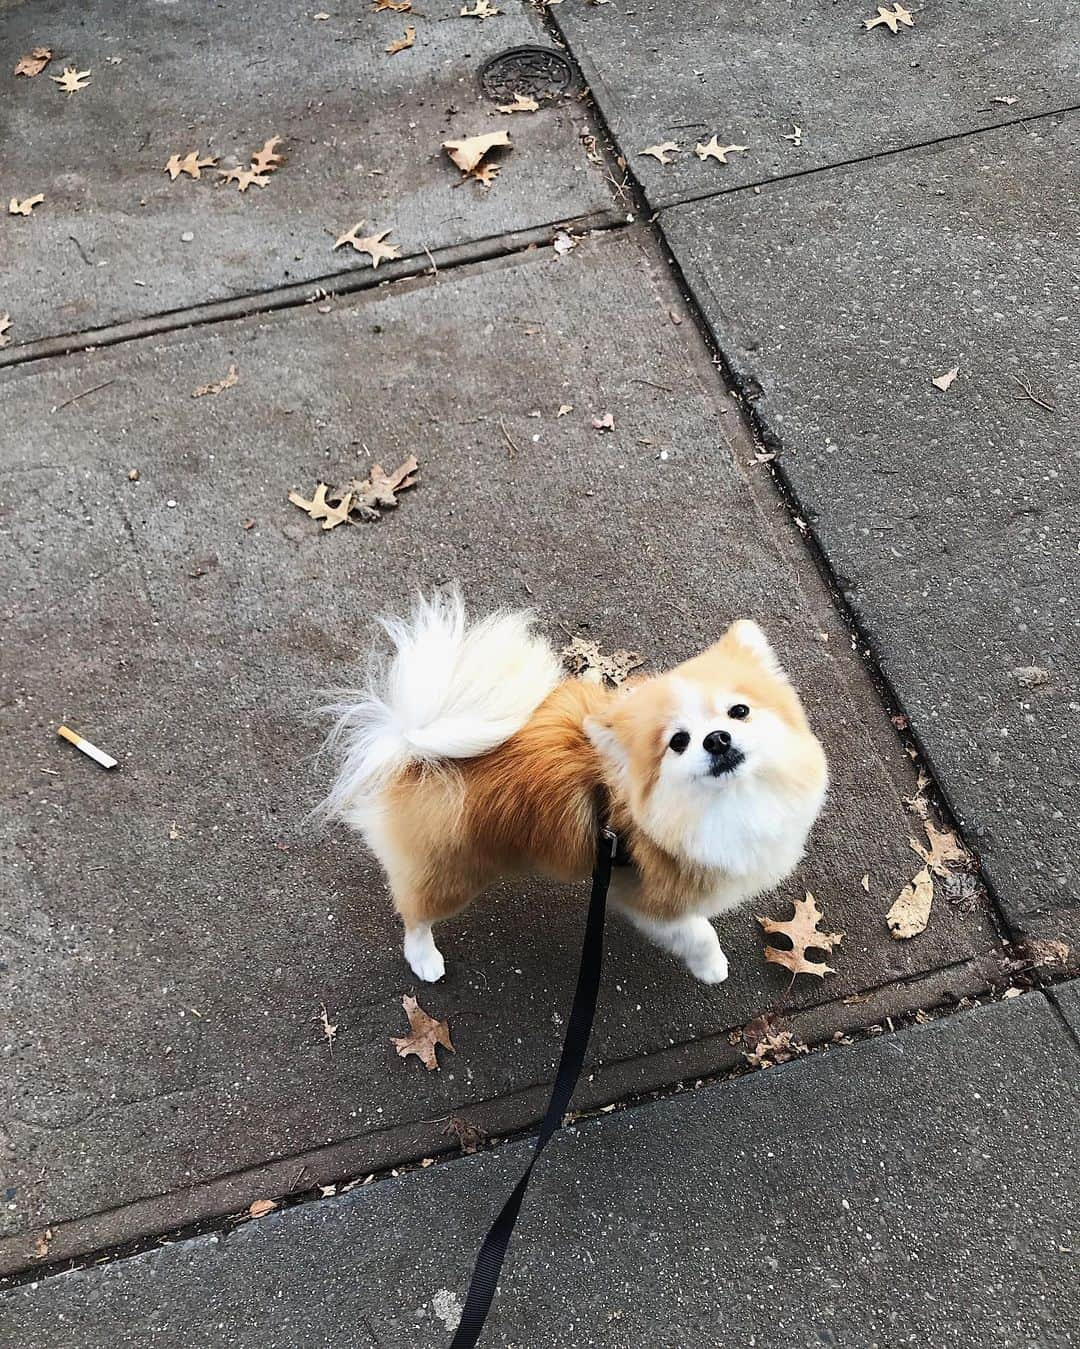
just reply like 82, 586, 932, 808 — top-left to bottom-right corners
2, 0, 1077, 1340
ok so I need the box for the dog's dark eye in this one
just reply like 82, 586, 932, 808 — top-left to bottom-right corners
728, 704, 750, 720
669, 730, 691, 753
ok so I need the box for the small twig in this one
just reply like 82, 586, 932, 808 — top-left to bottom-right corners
1011, 374, 1056, 414
51, 379, 116, 414
422, 245, 439, 280
498, 419, 521, 459
629, 377, 675, 393
68, 235, 93, 266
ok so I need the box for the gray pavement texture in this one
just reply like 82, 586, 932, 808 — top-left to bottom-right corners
1, 228, 996, 1252
3, 991, 1077, 1349
553, 0, 1080, 206
1, 0, 615, 347
662, 112, 1080, 942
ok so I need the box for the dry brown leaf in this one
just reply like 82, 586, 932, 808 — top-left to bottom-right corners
758, 893, 843, 980
192, 364, 239, 398
639, 141, 679, 165
495, 92, 540, 113
461, 0, 501, 16
443, 129, 511, 175
373, 0, 412, 9
218, 166, 270, 192
165, 151, 217, 181
903, 768, 932, 820
346, 455, 419, 520
386, 26, 416, 54
992, 95, 1018, 106
863, 4, 914, 32
742, 1027, 809, 1070
251, 136, 285, 174
319, 1003, 338, 1053
932, 366, 959, 393
557, 403, 573, 416
391, 994, 453, 1071
288, 483, 354, 530
0, 315, 12, 348
561, 636, 644, 687
910, 820, 968, 877
51, 66, 91, 93
9, 194, 44, 216
443, 1114, 487, 1153
592, 412, 615, 431
15, 46, 54, 78
247, 1198, 278, 1219
470, 163, 500, 187
887, 866, 933, 938
695, 136, 748, 164
333, 222, 402, 267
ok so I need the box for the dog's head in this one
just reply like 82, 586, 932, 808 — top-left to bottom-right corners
585, 621, 828, 873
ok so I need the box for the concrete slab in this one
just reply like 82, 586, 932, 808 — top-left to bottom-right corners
0, 229, 997, 1265
3, 995, 1076, 1348
1049, 978, 1080, 1040
0, 0, 615, 349
662, 113, 1080, 942
553, 0, 1080, 206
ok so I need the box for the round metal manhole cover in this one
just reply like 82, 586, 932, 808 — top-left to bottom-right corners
479, 46, 574, 105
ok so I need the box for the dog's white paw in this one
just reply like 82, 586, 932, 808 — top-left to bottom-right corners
403, 926, 446, 983
688, 943, 729, 985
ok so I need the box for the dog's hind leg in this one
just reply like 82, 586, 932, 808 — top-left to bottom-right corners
392, 872, 486, 982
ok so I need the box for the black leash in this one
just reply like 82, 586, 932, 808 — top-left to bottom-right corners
448, 824, 618, 1348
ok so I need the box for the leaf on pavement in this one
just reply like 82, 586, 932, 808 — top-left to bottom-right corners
443, 129, 511, 176
591, 412, 615, 431
246, 1198, 278, 1220
345, 455, 419, 520
557, 403, 573, 416
51, 66, 91, 93
165, 151, 217, 181
863, 4, 914, 32
639, 141, 679, 165
910, 820, 969, 877
460, 0, 501, 16
391, 994, 454, 1071
695, 136, 748, 164
373, 0, 412, 9
9, 194, 44, 216
192, 364, 239, 398
386, 26, 416, 54
0, 315, 12, 348
495, 92, 539, 113
742, 1026, 809, 1069
887, 866, 933, 938
443, 1114, 488, 1153
333, 222, 402, 267
251, 136, 285, 174
758, 893, 843, 980
319, 1003, 338, 1054
932, 365, 959, 392
288, 483, 354, 530
561, 636, 644, 687
15, 47, 53, 78
218, 166, 270, 192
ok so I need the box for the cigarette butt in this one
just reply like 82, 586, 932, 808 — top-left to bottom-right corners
57, 725, 118, 770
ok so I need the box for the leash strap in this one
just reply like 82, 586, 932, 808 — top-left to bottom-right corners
448, 826, 616, 1348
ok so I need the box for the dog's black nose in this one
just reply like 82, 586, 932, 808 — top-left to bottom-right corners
703, 730, 732, 755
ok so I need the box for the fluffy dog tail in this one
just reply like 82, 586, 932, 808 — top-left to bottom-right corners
318, 589, 562, 828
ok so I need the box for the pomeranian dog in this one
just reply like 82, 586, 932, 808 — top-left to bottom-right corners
320, 591, 827, 985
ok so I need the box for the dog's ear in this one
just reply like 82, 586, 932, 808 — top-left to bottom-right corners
584, 715, 630, 777
723, 619, 787, 680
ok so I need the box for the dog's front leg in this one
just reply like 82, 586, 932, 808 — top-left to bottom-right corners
611, 874, 729, 984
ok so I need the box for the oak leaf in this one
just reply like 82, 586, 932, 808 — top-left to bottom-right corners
288, 483, 354, 530
9, 194, 44, 216
192, 364, 239, 398
386, 26, 416, 54
461, 0, 501, 15
165, 151, 217, 181
695, 136, 748, 164
251, 136, 285, 174
333, 222, 402, 267
496, 92, 539, 113
443, 1114, 487, 1153
0, 315, 12, 348
15, 47, 53, 78
246, 1198, 278, 1219
373, 0, 412, 9
758, 893, 843, 980
391, 994, 453, 1071
742, 1027, 809, 1069
561, 636, 643, 687
864, 4, 914, 32
887, 867, 933, 938
639, 141, 679, 165
910, 821, 968, 877
318, 1003, 338, 1053
932, 366, 959, 392
345, 455, 419, 520
443, 129, 511, 175
218, 166, 270, 192
470, 163, 500, 187
51, 66, 91, 93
